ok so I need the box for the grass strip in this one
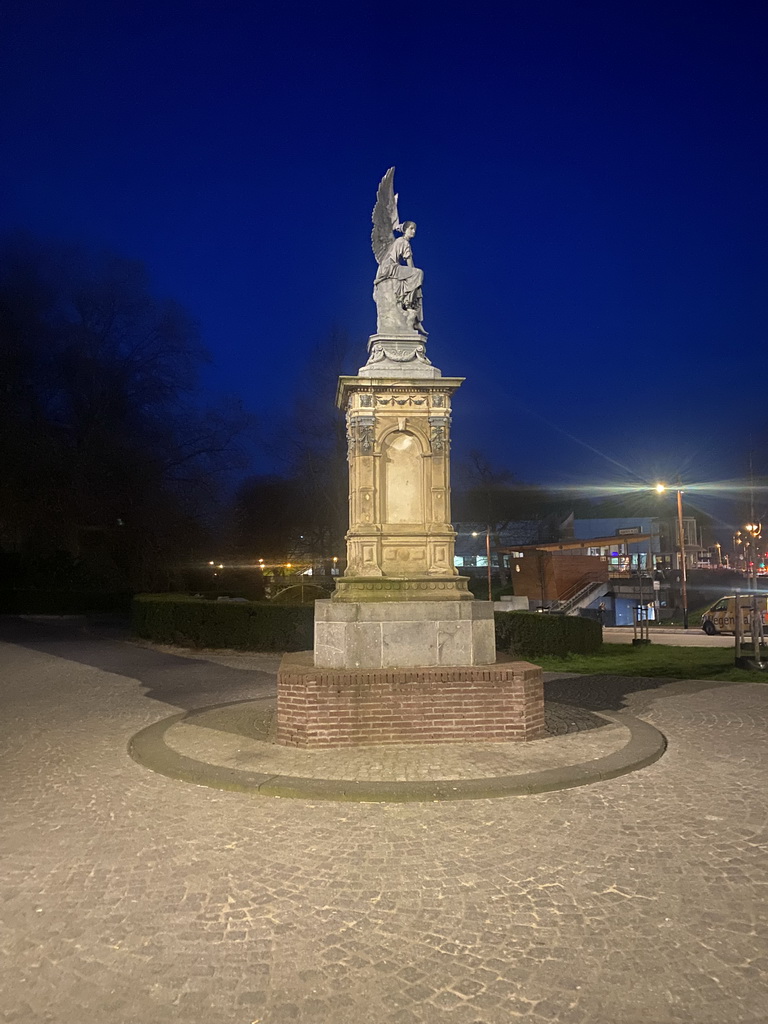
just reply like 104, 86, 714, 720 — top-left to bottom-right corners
534, 643, 768, 683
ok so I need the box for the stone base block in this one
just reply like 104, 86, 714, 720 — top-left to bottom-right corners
314, 599, 496, 669
358, 333, 441, 379
277, 651, 546, 748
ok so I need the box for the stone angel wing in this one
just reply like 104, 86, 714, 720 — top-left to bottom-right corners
371, 166, 400, 264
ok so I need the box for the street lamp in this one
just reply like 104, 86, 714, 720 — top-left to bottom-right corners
656, 483, 689, 629
472, 527, 493, 602
744, 522, 762, 578
738, 522, 764, 668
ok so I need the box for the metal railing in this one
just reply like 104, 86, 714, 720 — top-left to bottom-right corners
548, 574, 607, 615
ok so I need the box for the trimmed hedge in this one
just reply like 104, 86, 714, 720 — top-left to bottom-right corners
131, 594, 313, 651
132, 596, 601, 658
494, 611, 602, 658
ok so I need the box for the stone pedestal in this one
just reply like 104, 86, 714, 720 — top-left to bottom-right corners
360, 334, 439, 378
335, 363, 465, 599
274, 332, 545, 747
314, 598, 496, 669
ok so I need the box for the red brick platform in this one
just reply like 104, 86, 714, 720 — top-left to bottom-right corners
276, 652, 545, 748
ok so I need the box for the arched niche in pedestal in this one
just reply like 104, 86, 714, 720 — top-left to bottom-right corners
382, 431, 424, 525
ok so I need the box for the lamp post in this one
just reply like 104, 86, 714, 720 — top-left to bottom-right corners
740, 521, 764, 667
744, 523, 762, 579
472, 527, 493, 602
656, 483, 689, 629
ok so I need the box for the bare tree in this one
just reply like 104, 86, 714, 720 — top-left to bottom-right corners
266, 327, 351, 562
0, 233, 253, 591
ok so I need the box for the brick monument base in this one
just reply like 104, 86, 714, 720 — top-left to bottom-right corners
276, 651, 546, 749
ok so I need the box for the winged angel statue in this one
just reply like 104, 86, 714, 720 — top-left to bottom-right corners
371, 167, 427, 337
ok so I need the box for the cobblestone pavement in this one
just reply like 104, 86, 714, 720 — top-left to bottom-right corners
1, 616, 767, 1024
159, 700, 632, 781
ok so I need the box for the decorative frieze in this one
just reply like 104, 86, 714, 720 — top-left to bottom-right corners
375, 395, 427, 406
332, 576, 471, 600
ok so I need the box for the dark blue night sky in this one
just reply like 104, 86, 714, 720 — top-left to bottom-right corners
2, 0, 766, 524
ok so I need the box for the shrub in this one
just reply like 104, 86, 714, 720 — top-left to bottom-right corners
131, 594, 313, 651
494, 611, 602, 658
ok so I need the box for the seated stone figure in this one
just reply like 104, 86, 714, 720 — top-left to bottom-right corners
371, 169, 427, 337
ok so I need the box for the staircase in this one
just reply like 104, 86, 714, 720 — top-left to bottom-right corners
548, 576, 609, 616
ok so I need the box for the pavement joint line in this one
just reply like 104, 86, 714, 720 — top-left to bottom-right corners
128, 700, 667, 803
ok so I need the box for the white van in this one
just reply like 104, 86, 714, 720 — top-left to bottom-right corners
700, 595, 768, 636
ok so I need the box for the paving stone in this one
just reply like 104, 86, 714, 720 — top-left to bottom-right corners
0, 617, 767, 1023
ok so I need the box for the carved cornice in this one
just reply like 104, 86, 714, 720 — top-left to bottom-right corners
336, 375, 465, 411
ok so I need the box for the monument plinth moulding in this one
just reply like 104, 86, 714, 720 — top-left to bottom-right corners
276, 168, 544, 748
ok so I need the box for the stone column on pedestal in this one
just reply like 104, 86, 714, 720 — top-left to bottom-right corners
312, 334, 497, 669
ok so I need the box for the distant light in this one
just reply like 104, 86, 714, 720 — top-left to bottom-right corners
286, 563, 292, 569
218, 564, 224, 569
209, 561, 215, 565
655, 483, 666, 493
